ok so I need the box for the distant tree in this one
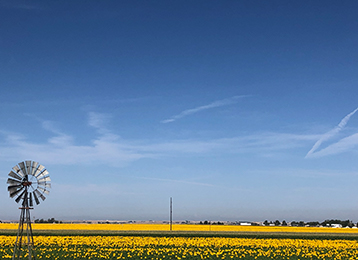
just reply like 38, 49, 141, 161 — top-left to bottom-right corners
341, 220, 354, 228
298, 221, 305, 227
282, 220, 287, 226
274, 220, 281, 226
321, 219, 336, 227
263, 220, 269, 226
306, 221, 320, 227
291, 221, 305, 227
203, 220, 210, 225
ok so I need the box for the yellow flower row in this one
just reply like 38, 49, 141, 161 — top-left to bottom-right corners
1, 223, 358, 233
1, 235, 358, 259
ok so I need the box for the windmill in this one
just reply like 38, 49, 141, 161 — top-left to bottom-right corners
7, 160, 51, 260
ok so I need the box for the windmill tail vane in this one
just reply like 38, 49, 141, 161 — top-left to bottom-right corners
7, 160, 51, 260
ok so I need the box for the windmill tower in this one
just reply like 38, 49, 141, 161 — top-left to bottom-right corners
7, 160, 51, 260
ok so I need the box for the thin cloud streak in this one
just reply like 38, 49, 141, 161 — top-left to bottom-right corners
306, 107, 358, 158
306, 132, 358, 158
135, 133, 318, 155
161, 95, 249, 123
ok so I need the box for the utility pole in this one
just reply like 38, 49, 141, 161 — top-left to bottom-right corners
170, 197, 172, 231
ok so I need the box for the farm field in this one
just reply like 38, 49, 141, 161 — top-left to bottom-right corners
2, 223, 358, 234
1, 224, 358, 259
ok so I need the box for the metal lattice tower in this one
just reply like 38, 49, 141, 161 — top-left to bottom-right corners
7, 161, 51, 260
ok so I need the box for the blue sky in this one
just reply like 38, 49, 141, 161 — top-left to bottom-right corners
1, 0, 358, 222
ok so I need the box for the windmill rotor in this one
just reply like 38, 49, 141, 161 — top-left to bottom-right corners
7, 160, 51, 206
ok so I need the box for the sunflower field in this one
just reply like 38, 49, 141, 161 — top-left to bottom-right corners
1, 224, 358, 259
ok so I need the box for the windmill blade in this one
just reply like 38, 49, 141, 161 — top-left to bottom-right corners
8, 184, 22, 191
30, 161, 39, 175
8, 171, 22, 181
8, 186, 22, 194
38, 186, 50, 195
8, 187, 23, 197
38, 176, 51, 182
12, 165, 24, 178
39, 193, 46, 201
15, 190, 26, 203
34, 165, 45, 177
37, 170, 49, 180
38, 182, 51, 188
33, 191, 40, 205
9, 188, 22, 198
10, 187, 24, 198
18, 161, 27, 176
7, 178, 22, 185
25, 161, 31, 176
29, 192, 33, 207
34, 189, 46, 201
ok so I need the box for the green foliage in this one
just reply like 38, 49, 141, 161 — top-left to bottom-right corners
34, 218, 61, 224
274, 220, 281, 226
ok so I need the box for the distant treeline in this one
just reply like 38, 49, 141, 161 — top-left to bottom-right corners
198, 221, 225, 225
34, 218, 62, 224
198, 221, 261, 226
2, 218, 355, 227
263, 219, 356, 227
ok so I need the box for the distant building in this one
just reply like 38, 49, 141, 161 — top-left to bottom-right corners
331, 224, 342, 228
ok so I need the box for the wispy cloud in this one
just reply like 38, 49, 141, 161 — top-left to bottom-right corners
0, 111, 318, 166
29, 114, 74, 146
88, 111, 116, 138
139, 177, 215, 187
306, 107, 358, 158
88, 112, 110, 130
161, 95, 249, 123
0, 113, 147, 166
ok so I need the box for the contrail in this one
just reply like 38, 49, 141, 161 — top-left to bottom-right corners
161, 95, 248, 123
307, 132, 358, 158
306, 107, 358, 158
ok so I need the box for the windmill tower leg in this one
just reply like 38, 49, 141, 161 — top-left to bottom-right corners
26, 208, 36, 260
13, 205, 36, 259
12, 207, 25, 259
